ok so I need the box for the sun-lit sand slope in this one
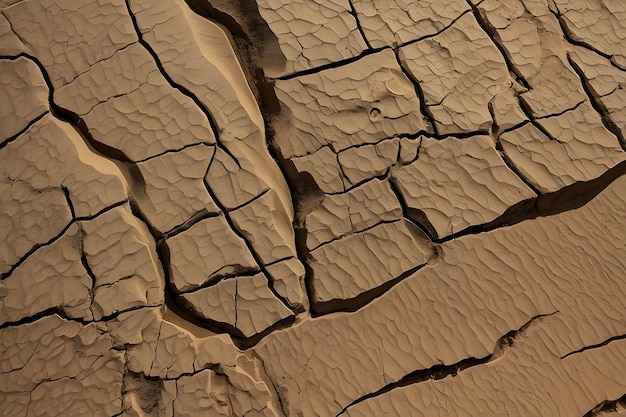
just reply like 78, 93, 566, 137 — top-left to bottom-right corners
1, 0, 625, 416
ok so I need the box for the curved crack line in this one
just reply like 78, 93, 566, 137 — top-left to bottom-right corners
566, 54, 626, 151
561, 334, 626, 360
122, 0, 241, 168
336, 311, 558, 416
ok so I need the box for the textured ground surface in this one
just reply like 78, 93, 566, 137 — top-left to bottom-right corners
1, 0, 625, 416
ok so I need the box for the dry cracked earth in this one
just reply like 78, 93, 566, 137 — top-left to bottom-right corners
1, 0, 626, 416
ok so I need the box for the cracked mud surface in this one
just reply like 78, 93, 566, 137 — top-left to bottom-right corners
0, 0, 625, 416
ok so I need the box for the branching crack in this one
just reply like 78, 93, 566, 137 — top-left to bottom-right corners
548, 4, 616, 65
566, 54, 626, 150
393, 49, 438, 135
346, 0, 372, 50
122, 0, 241, 168
466, 2, 530, 89
199, 164, 294, 314
435, 159, 626, 244
78, 223, 97, 320
0, 199, 128, 281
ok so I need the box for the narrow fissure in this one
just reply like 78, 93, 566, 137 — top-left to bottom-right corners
548, 5, 615, 63
437, 159, 626, 244
0, 307, 92, 330
392, 49, 438, 135
122, 0, 242, 168
561, 334, 626, 359
567, 54, 626, 150
388, 175, 438, 241
466, 2, 530, 89
346, 0, 373, 50
337, 312, 557, 416
0, 110, 48, 150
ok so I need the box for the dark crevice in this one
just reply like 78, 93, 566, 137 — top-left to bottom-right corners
535, 99, 585, 120
1, 199, 128, 281
60, 185, 76, 219
235, 316, 296, 350
78, 223, 97, 319
119, 0, 298, 343
169, 268, 261, 296
144, 0, 301, 319
393, 49, 438, 135
265, 113, 318, 312
516, 94, 566, 142
467, 2, 530, 89
488, 99, 541, 197
268, 158, 326, 314
465, 7, 576, 148
264, 255, 297, 268
0, 111, 48, 150
122, 0, 241, 168
123, 0, 219, 137
0, 308, 92, 330
397, 9, 471, 50
157, 208, 219, 243
312, 263, 427, 316
74, 200, 129, 221
436, 160, 626, 244
548, 4, 614, 63
143, 156, 297, 347
497, 149, 542, 196
357, 158, 626, 249
337, 311, 557, 415
65, 41, 138, 86
567, 54, 626, 150
276, 47, 387, 80
388, 175, 438, 241
498, 119, 530, 136
101, 304, 164, 323
427, 129, 491, 140
561, 334, 626, 359
307, 218, 398, 253
330, 169, 387, 197
124, 197, 204, 345
230, 6, 469, 82
200, 163, 295, 311
184, 0, 286, 96
227, 188, 270, 212
331, 128, 490, 159
3, 52, 148, 197
256, 355, 288, 417
183, 0, 247, 38
487, 99, 500, 135
147, 321, 163, 375
346, 0, 373, 50
2, 11, 26, 46
170, 290, 295, 350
